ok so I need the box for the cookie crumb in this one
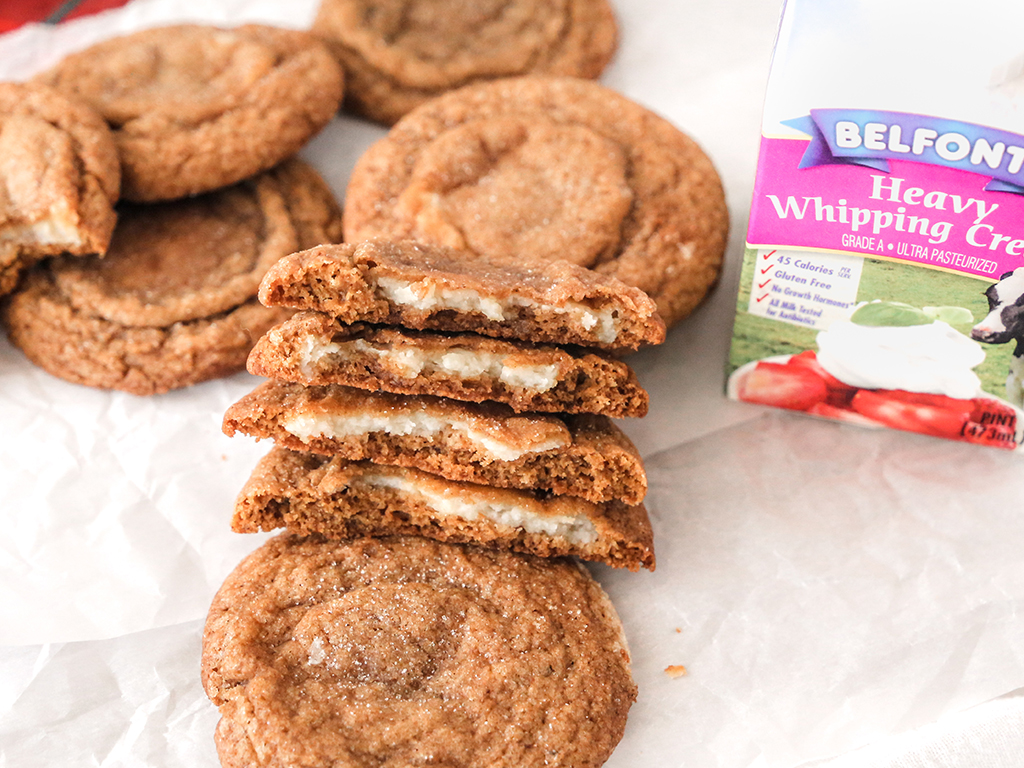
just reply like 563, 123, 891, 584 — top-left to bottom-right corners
664, 665, 687, 679
674, 627, 681, 633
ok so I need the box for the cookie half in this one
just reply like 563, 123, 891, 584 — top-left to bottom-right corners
343, 76, 729, 327
234, 446, 655, 571
203, 534, 637, 768
37, 24, 344, 201
0, 82, 120, 296
247, 312, 649, 417
3, 159, 342, 395
259, 240, 665, 350
224, 380, 647, 504
312, 0, 617, 124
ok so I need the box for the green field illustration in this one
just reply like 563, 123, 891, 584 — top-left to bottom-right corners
728, 248, 1015, 399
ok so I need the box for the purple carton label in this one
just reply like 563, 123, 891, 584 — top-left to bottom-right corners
747, 111, 1024, 278
794, 110, 1024, 193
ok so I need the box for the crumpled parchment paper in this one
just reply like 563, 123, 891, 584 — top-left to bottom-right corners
4, 0, 1023, 766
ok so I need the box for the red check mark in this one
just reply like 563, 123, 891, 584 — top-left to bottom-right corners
758, 279, 771, 289
755, 292, 770, 303
760, 264, 775, 274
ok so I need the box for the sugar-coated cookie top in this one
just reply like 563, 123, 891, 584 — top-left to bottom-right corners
49, 159, 341, 327
344, 76, 729, 326
37, 24, 344, 201
203, 534, 636, 768
313, 0, 617, 124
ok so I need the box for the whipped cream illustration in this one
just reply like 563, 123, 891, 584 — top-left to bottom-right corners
815, 318, 986, 399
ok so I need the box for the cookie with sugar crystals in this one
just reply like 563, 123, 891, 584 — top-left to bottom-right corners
202, 534, 637, 768
247, 312, 650, 417
312, 0, 617, 125
3, 159, 342, 395
36, 24, 344, 202
343, 76, 729, 327
224, 380, 647, 504
0, 82, 120, 296
259, 240, 665, 350
234, 446, 655, 571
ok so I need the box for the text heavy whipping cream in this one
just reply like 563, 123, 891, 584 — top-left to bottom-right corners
727, 0, 1024, 449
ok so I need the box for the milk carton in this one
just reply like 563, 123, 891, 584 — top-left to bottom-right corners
727, 0, 1024, 449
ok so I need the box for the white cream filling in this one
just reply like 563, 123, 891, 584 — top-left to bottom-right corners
376, 277, 505, 321
298, 335, 342, 378
363, 473, 598, 545
307, 635, 326, 666
374, 276, 620, 344
1, 218, 84, 247
283, 411, 567, 461
298, 337, 561, 393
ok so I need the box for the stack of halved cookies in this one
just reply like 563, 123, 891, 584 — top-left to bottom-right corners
205, 239, 664, 767
222, 238, 662, 571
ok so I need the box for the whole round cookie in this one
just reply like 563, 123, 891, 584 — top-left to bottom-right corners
0, 81, 120, 296
312, 0, 617, 125
3, 159, 342, 395
36, 24, 344, 202
343, 76, 728, 327
202, 534, 636, 768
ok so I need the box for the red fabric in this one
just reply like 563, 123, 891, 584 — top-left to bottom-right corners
0, 0, 131, 33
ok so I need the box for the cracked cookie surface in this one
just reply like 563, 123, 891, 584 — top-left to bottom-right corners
202, 534, 637, 767
344, 76, 729, 326
3, 159, 341, 395
37, 24, 344, 201
312, 0, 616, 124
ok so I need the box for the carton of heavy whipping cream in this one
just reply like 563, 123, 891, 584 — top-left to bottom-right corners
727, 0, 1024, 450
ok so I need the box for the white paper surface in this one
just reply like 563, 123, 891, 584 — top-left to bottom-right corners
2, 0, 1023, 766
5, 415, 1024, 768
601, 413, 1024, 766
0, 620, 218, 765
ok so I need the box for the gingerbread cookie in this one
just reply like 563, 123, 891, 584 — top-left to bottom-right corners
203, 534, 637, 767
312, 0, 617, 125
36, 24, 344, 202
0, 82, 120, 296
224, 380, 647, 504
259, 240, 665, 350
233, 446, 655, 570
3, 159, 342, 395
343, 76, 729, 327
247, 312, 650, 417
